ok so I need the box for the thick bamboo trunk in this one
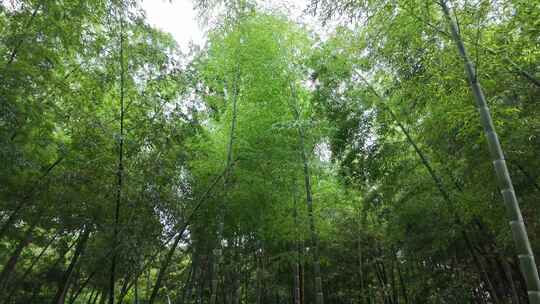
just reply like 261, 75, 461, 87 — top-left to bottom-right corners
440, 2, 540, 302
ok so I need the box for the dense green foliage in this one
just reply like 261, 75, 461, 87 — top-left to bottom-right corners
1, 0, 539, 303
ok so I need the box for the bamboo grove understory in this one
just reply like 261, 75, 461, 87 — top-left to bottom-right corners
1, 0, 539, 303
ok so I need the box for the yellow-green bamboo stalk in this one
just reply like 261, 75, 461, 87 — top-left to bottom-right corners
440, 1, 540, 302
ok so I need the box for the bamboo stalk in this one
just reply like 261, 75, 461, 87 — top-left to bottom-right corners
210, 66, 240, 304
290, 84, 324, 304
440, 1, 540, 303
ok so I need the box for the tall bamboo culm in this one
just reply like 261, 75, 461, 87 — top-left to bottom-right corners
210, 69, 240, 304
440, 1, 540, 302
109, 6, 126, 303
290, 85, 324, 304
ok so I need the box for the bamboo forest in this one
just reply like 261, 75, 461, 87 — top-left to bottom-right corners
1, 0, 540, 303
